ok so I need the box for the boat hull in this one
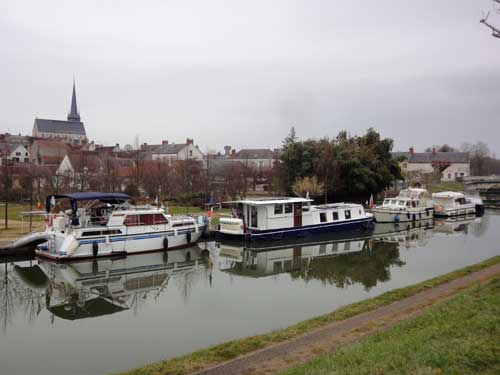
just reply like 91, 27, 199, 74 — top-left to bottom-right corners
371, 208, 434, 223
36, 225, 207, 261
216, 217, 374, 241
433, 205, 476, 218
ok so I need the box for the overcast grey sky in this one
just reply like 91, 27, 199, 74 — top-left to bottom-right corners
1, 0, 499, 154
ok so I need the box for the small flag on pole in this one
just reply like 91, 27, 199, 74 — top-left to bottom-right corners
368, 194, 374, 209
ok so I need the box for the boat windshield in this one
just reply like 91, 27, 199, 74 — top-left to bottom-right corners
398, 201, 406, 206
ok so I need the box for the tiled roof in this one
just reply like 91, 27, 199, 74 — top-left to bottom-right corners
408, 152, 469, 164
34, 118, 86, 135
152, 143, 186, 155
234, 149, 275, 159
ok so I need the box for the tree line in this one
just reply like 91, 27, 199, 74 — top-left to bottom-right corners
277, 127, 402, 203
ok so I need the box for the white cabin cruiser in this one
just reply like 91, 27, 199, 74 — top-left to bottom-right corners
216, 197, 373, 241
371, 188, 434, 223
432, 191, 479, 217
34, 192, 208, 260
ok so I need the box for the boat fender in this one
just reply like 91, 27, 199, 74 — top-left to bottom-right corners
92, 241, 99, 257
163, 236, 169, 250
186, 231, 191, 244
412, 214, 416, 221
394, 214, 400, 222
407, 212, 411, 220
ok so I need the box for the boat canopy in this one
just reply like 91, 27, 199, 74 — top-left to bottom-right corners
45, 192, 130, 213
223, 197, 312, 206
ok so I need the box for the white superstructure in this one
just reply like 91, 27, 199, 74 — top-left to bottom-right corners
432, 191, 477, 217
371, 188, 434, 223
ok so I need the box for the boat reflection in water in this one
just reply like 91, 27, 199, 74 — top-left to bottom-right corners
433, 215, 482, 236
34, 246, 210, 320
372, 218, 434, 250
216, 230, 407, 289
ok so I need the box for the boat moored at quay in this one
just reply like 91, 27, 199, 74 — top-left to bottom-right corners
33, 192, 209, 260
216, 197, 374, 241
432, 191, 483, 217
371, 188, 434, 223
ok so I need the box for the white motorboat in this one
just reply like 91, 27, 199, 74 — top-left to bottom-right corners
33, 192, 208, 260
432, 191, 480, 217
371, 188, 434, 223
216, 197, 373, 241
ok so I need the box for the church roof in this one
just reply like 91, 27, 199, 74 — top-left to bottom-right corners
34, 118, 86, 135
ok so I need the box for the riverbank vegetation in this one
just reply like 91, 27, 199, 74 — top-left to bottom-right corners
281, 276, 500, 375
117, 256, 500, 375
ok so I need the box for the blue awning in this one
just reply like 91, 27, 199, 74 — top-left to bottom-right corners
46, 192, 130, 213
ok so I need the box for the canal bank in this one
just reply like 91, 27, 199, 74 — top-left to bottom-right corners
118, 255, 500, 375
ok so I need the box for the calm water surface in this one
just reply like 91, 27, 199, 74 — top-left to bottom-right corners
0, 212, 499, 375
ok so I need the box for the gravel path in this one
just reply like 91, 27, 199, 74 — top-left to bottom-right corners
192, 263, 500, 375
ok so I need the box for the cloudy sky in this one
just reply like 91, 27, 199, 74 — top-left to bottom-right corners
1, 0, 499, 154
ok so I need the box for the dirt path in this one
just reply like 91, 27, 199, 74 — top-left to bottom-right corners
191, 263, 500, 375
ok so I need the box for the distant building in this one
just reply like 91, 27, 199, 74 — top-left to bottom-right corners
32, 81, 88, 144
0, 143, 30, 165
150, 138, 205, 164
231, 148, 278, 170
31, 139, 72, 166
400, 147, 470, 182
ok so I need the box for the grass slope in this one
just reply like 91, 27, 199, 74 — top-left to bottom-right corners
117, 256, 500, 375
281, 277, 500, 375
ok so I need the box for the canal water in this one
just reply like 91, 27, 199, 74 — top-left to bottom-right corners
0, 212, 499, 375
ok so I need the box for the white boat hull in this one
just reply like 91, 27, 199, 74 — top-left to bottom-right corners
371, 208, 434, 223
433, 205, 476, 217
36, 226, 206, 260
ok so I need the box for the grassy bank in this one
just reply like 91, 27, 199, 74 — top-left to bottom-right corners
117, 255, 500, 375
281, 276, 500, 375
427, 181, 465, 194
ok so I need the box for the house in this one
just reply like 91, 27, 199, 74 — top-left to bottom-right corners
150, 138, 205, 164
0, 143, 30, 165
31, 139, 72, 166
400, 148, 470, 182
32, 81, 88, 144
231, 148, 278, 170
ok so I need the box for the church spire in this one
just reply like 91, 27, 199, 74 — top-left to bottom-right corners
67, 79, 81, 122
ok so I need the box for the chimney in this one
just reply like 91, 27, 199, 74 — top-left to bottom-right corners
162, 140, 168, 145
186, 138, 194, 145
224, 145, 231, 156
115, 143, 120, 149
409, 147, 414, 156
432, 148, 436, 154
231, 149, 236, 157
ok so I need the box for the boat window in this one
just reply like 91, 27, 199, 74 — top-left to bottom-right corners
411, 201, 416, 208
251, 206, 258, 227
274, 204, 283, 215
398, 201, 405, 206
303, 204, 310, 212
124, 215, 140, 226
345, 210, 351, 219
284, 203, 293, 214
320, 212, 327, 223
82, 229, 122, 237
332, 211, 339, 221
383, 199, 390, 205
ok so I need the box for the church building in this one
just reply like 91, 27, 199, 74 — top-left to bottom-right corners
32, 81, 88, 144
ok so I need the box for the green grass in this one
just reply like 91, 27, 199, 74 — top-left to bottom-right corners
116, 256, 500, 375
281, 277, 500, 375
427, 181, 465, 194
0, 203, 36, 221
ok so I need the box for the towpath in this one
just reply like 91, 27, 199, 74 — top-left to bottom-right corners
191, 263, 500, 375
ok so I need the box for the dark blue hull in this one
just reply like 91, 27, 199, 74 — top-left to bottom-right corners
216, 217, 374, 241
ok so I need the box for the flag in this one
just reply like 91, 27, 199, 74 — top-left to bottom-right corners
368, 194, 374, 209
36, 197, 42, 209
155, 195, 159, 206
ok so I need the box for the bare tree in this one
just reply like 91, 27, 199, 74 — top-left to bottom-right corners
480, 0, 500, 39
